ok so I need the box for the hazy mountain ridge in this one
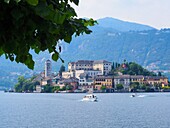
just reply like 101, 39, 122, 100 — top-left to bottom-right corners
1, 17, 170, 88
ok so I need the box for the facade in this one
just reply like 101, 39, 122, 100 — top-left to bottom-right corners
62, 70, 102, 79
41, 77, 52, 86
114, 75, 131, 90
57, 78, 79, 90
93, 60, 112, 75
78, 73, 94, 91
35, 85, 42, 93
68, 60, 112, 75
45, 60, 52, 77
75, 70, 102, 78
68, 60, 93, 71
62, 71, 75, 79
114, 75, 169, 91
94, 75, 114, 90
143, 76, 168, 86
130, 75, 144, 83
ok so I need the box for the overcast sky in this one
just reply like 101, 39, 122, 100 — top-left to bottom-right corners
72, 0, 170, 29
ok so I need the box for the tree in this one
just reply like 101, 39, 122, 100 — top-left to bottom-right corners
14, 76, 26, 92
101, 86, 106, 90
116, 84, 124, 90
66, 85, 73, 90
0, 0, 96, 69
52, 86, 60, 92
43, 84, 52, 93
59, 65, 65, 76
14, 75, 38, 92
158, 72, 162, 76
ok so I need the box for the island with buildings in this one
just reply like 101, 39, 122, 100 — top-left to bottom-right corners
14, 59, 169, 93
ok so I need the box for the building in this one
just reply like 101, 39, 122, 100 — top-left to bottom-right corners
77, 73, 94, 91
41, 77, 52, 86
94, 75, 114, 90
62, 71, 75, 79
114, 75, 131, 91
93, 60, 112, 75
130, 75, 144, 83
143, 76, 168, 87
68, 60, 112, 75
57, 77, 79, 91
68, 60, 93, 71
35, 85, 42, 93
75, 70, 102, 78
45, 60, 52, 78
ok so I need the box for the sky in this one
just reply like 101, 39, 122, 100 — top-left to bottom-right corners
72, 0, 170, 29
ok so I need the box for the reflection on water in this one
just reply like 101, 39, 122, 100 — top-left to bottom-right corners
0, 92, 170, 128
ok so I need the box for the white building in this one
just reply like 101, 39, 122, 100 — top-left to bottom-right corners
78, 73, 94, 91
62, 71, 75, 79
68, 60, 112, 75
93, 60, 112, 75
62, 70, 102, 79
68, 60, 93, 71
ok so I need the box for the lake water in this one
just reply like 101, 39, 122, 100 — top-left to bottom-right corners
0, 92, 170, 128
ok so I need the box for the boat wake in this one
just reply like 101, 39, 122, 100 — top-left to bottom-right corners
130, 94, 146, 98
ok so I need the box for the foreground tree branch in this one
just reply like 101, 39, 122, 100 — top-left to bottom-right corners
0, 0, 96, 69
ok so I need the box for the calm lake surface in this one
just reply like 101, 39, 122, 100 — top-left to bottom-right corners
0, 92, 170, 128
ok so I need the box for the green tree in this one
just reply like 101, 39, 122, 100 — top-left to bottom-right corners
14, 76, 38, 92
66, 85, 73, 90
130, 82, 139, 92
101, 86, 106, 90
14, 76, 26, 92
0, 0, 96, 69
140, 84, 146, 90
116, 84, 124, 90
52, 86, 60, 92
43, 84, 52, 93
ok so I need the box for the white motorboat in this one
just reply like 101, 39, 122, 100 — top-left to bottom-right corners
82, 94, 98, 102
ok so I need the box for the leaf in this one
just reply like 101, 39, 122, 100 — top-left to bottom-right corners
34, 48, 40, 54
4, 0, 10, 4
71, 0, 79, 5
26, 0, 38, 6
53, 12, 66, 24
64, 35, 72, 43
0, 48, 4, 56
15, 0, 21, 3
27, 60, 35, 70
52, 53, 59, 61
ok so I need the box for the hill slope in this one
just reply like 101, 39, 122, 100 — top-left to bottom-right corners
0, 17, 170, 88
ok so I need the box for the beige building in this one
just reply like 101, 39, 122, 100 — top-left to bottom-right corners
68, 60, 112, 75
143, 76, 168, 86
93, 60, 112, 75
62, 71, 75, 79
131, 75, 144, 83
68, 60, 93, 71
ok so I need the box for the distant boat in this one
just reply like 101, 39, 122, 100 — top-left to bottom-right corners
82, 94, 98, 102
131, 93, 137, 97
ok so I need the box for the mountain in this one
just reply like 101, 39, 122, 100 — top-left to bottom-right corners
97, 17, 156, 31
0, 17, 170, 88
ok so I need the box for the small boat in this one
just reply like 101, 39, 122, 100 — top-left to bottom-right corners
131, 93, 136, 97
82, 94, 98, 102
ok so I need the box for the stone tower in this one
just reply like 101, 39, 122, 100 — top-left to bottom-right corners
45, 60, 52, 77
